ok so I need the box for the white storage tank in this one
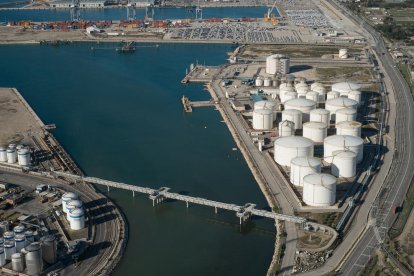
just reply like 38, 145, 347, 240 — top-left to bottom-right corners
312, 86, 327, 103
324, 135, 364, 163
14, 225, 25, 235
66, 200, 83, 220
332, 82, 362, 96
306, 91, 319, 103
325, 98, 358, 120
278, 121, 295, 137
69, 208, 85, 230
339, 49, 348, 59
331, 150, 357, 178
303, 122, 327, 143
255, 77, 264, 87
15, 234, 26, 252
4, 240, 16, 261
348, 90, 362, 104
0, 147, 7, 162
23, 242, 43, 276
326, 91, 340, 100
0, 221, 9, 235
62, 192, 79, 213
6, 148, 17, 164
17, 148, 31, 167
4, 231, 14, 241
296, 86, 308, 99
284, 98, 316, 122
310, 109, 330, 127
290, 157, 321, 186
25, 231, 34, 244
279, 86, 295, 103
310, 82, 324, 91
336, 121, 362, 137
281, 91, 297, 103
263, 77, 272, 87
11, 253, 25, 272
282, 109, 303, 130
295, 81, 308, 90
254, 100, 277, 119
303, 173, 336, 206
274, 136, 314, 166
336, 108, 357, 124
0, 247, 5, 266
40, 235, 57, 265
266, 54, 290, 75
252, 109, 273, 130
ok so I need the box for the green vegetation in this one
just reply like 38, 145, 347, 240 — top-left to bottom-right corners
299, 212, 341, 228
316, 67, 372, 82
377, 16, 414, 42
361, 254, 378, 275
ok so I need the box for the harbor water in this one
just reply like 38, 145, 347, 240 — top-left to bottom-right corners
0, 43, 275, 275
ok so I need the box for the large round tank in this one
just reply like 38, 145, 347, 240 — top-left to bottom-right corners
284, 98, 316, 122
252, 109, 273, 130
23, 242, 42, 276
282, 109, 303, 130
254, 100, 277, 120
279, 86, 295, 103
0, 147, 7, 162
281, 91, 297, 103
326, 91, 340, 100
311, 82, 324, 91
339, 49, 348, 59
66, 200, 83, 220
331, 150, 357, 178
296, 87, 308, 99
4, 231, 14, 241
312, 86, 327, 103
266, 54, 290, 75
14, 225, 25, 235
336, 121, 362, 137
25, 231, 34, 244
278, 121, 295, 137
325, 98, 358, 120
11, 253, 25, 272
324, 135, 364, 163
263, 77, 272, 87
303, 173, 336, 206
15, 234, 26, 252
274, 136, 314, 166
40, 235, 57, 265
303, 122, 327, 143
69, 208, 85, 230
306, 91, 319, 103
4, 240, 16, 261
290, 157, 321, 186
295, 81, 308, 90
17, 148, 30, 167
332, 82, 362, 96
336, 108, 357, 124
6, 148, 17, 164
310, 109, 330, 127
0, 247, 5, 266
0, 221, 9, 235
62, 192, 78, 213
348, 90, 362, 104
255, 77, 263, 87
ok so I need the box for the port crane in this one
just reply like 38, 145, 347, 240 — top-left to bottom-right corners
264, 0, 278, 26
70, 0, 80, 21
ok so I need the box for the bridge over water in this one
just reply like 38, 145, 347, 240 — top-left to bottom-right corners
54, 171, 307, 225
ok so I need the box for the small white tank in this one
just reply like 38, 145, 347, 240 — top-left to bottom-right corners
263, 77, 272, 87
62, 192, 79, 213
348, 90, 362, 104
336, 121, 362, 137
69, 208, 85, 230
339, 48, 348, 59
303, 122, 327, 143
310, 82, 324, 91
4, 231, 14, 241
4, 240, 16, 261
13, 225, 25, 235
254, 100, 277, 120
66, 200, 83, 220
310, 109, 330, 127
325, 98, 358, 120
284, 98, 317, 122
6, 148, 17, 164
0, 147, 7, 162
324, 135, 364, 163
15, 234, 26, 252
306, 91, 319, 103
255, 77, 263, 87
336, 108, 357, 124
295, 81, 308, 90
290, 156, 321, 186
281, 91, 297, 103
282, 109, 303, 130
312, 86, 327, 102
17, 148, 31, 167
303, 173, 336, 207
0, 247, 5, 266
279, 87, 295, 103
25, 231, 34, 244
326, 91, 340, 100
11, 253, 25, 272
331, 150, 357, 178
296, 86, 309, 99
252, 109, 273, 130
331, 82, 362, 95
274, 136, 314, 166
278, 121, 295, 137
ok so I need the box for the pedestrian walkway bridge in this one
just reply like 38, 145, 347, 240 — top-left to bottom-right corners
55, 171, 307, 224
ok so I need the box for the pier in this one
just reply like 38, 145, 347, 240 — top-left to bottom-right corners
181, 95, 216, 112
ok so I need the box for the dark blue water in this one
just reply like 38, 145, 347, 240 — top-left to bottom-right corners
0, 6, 273, 22
0, 43, 275, 275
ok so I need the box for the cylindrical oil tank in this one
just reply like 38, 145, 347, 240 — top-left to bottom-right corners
15, 234, 26, 252
6, 148, 17, 164
255, 77, 263, 87
312, 86, 327, 102
272, 78, 280, 88
339, 48, 348, 59
324, 135, 364, 163
332, 82, 362, 96
278, 121, 295, 137
252, 109, 273, 130
17, 148, 30, 167
336, 121, 362, 137
11, 253, 25, 272
348, 90, 362, 104
0, 221, 9, 235
266, 55, 278, 75
295, 81, 308, 90
62, 192, 78, 213
254, 100, 277, 120
290, 156, 321, 186
23, 242, 42, 276
303, 173, 336, 206
281, 91, 297, 103
296, 86, 308, 99
0, 147, 7, 162
4, 231, 14, 241
263, 77, 272, 87
306, 91, 319, 103
274, 136, 314, 166
310, 109, 330, 127
0, 247, 5, 266
8, 144, 16, 149
279, 87, 295, 103
336, 108, 357, 124
282, 109, 303, 130
325, 98, 358, 120
310, 82, 324, 91
303, 122, 327, 143
69, 208, 85, 230
25, 231, 34, 244
16, 144, 24, 150
284, 98, 316, 122
5, 240, 16, 261
14, 225, 25, 236
40, 235, 57, 265
331, 150, 357, 178
327, 91, 340, 100
66, 200, 83, 220
0, 237, 4, 247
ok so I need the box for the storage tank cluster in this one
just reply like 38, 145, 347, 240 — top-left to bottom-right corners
0, 144, 31, 167
266, 54, 290, 75
61, 193, 85, 230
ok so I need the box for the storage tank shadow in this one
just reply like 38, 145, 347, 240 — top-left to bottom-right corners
289, 65, 313, 74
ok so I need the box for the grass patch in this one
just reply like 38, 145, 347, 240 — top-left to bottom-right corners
299, 212, 341, 228
316, 67, 372, 82
361, 254, 379, 276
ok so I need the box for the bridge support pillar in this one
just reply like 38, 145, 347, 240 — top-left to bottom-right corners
215, 207, 217, 214
152, 199, 155, 207
186, 201, 189, 208
133, 191, 135, 197
107, 186, 109, 192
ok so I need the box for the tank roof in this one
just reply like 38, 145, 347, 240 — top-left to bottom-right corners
275, 136, 314, 148
283, 109, 302, 115
332, 150, 357, 158
324, 135, 363, 146
303, 173, 336, 186
291, 156, 320, 167
336, 107, 357, 114
62, 192, 78, 200
326, 97, 358, 107
303, 121, 327, 129
285, 98, 316, 107
311, 108, 330, 115
332, 82, 362, 92
336, 121, 362, 128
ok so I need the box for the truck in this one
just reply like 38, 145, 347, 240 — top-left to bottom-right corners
36, 184, 47, 194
